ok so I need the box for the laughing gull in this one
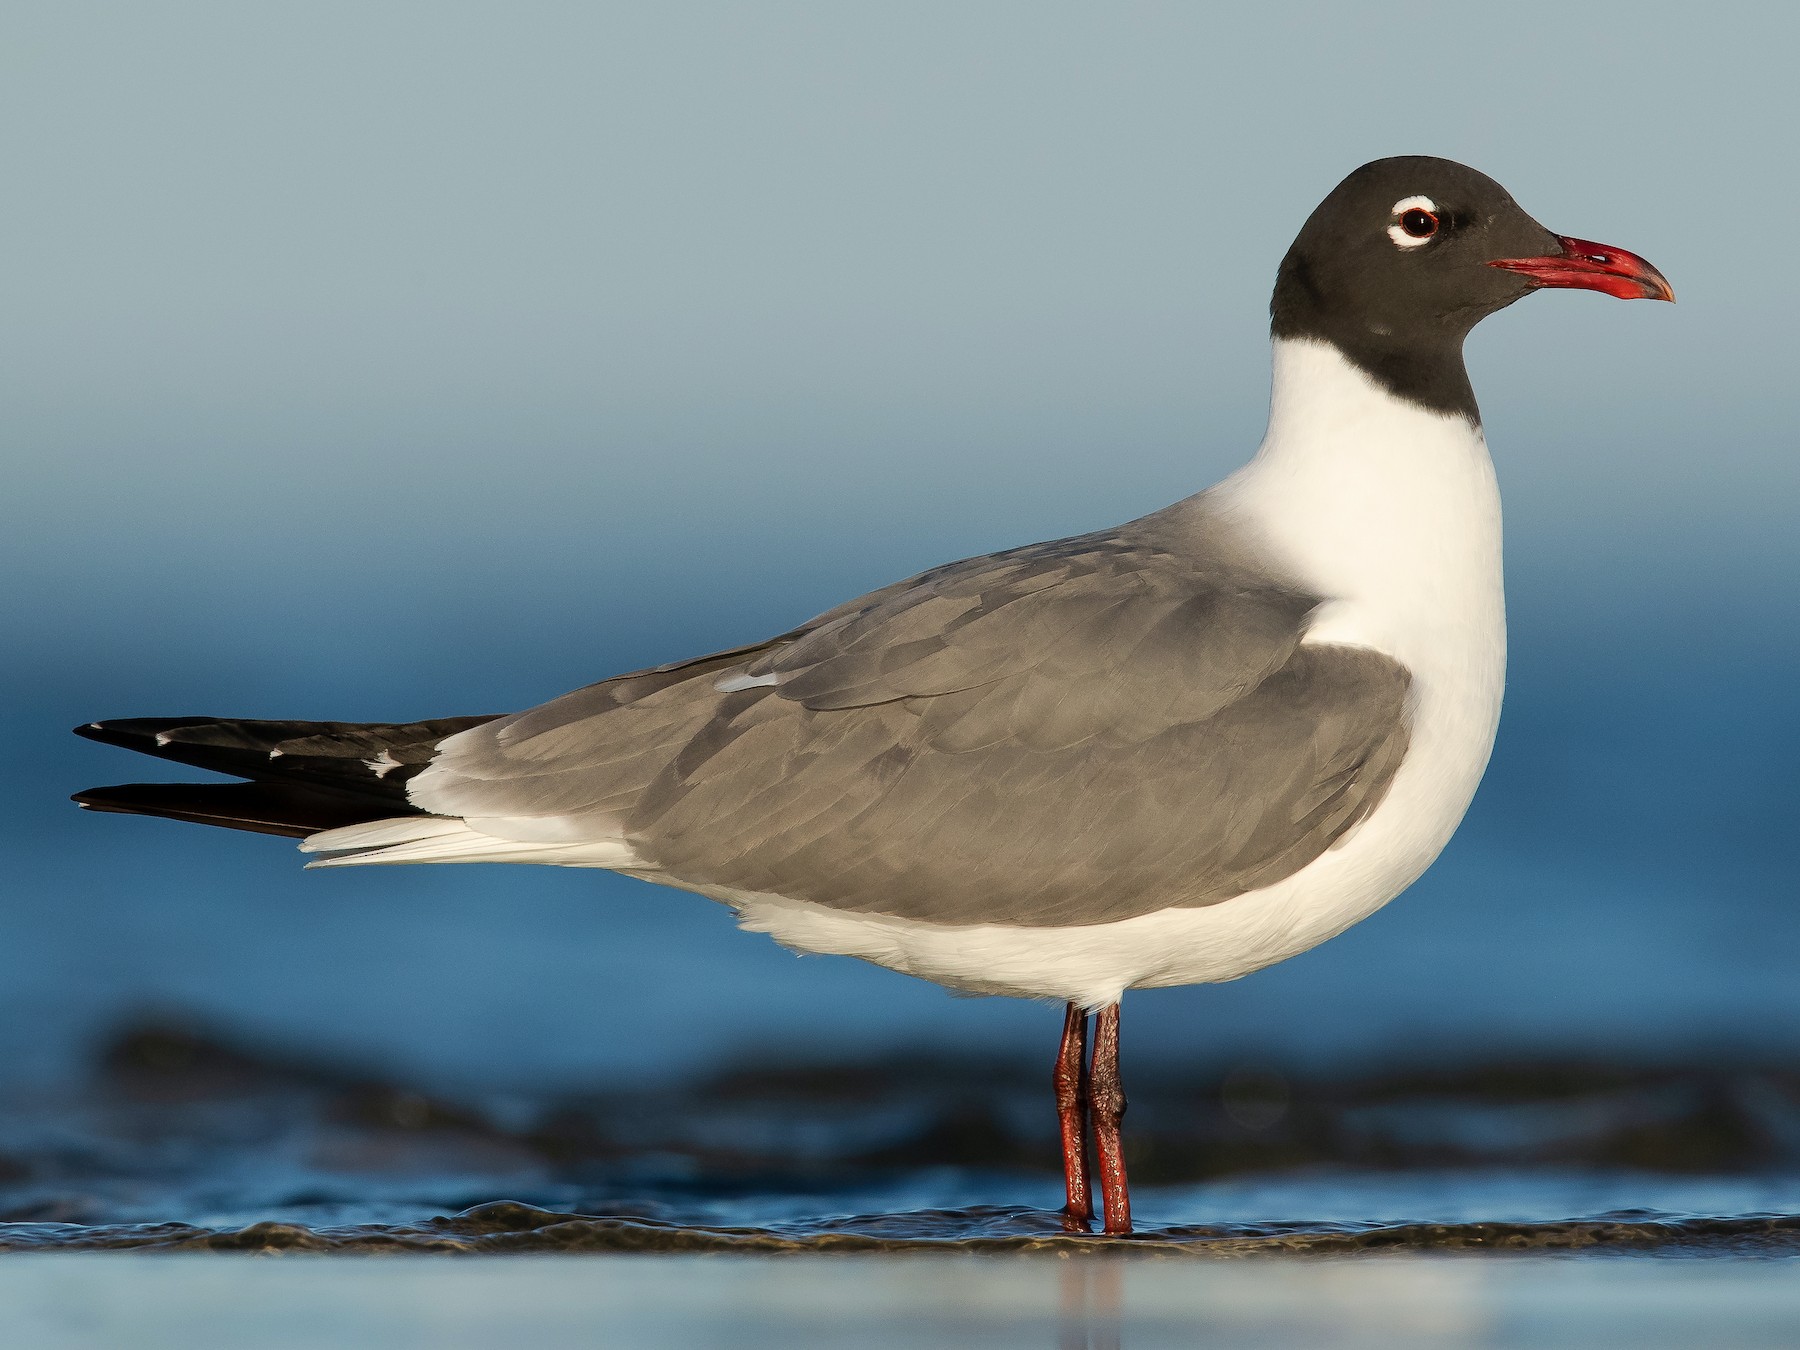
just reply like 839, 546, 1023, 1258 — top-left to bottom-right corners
74, 157, 1672, 1234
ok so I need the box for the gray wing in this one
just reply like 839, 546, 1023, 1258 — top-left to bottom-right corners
411, 525, 1412, 926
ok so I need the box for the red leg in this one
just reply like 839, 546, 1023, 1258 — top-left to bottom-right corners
1053, 1002, 1093, 1231
1091, 1002, 1132, 1235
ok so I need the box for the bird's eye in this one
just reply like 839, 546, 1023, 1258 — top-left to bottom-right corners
1386, 196, 1440, 250
1401, 209, 1438, 238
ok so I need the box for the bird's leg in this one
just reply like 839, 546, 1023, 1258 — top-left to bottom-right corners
1053, 1001, 1093, 1231
1091, 1001, 1132, 1235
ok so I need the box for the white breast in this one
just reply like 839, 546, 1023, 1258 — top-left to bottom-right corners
727, 338, 1507, 1005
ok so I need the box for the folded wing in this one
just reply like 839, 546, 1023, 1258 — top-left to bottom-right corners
399, 524, 1413, 926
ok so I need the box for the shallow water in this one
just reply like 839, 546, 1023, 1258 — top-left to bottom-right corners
18, 1196, 1800, 1256
10, 1020, 1800, 1256
13, 1024, 1800, 1349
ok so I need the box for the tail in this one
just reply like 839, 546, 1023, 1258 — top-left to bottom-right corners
72, 715, 498, 840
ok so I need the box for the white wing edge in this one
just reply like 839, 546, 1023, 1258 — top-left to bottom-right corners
299, 815, 639, 870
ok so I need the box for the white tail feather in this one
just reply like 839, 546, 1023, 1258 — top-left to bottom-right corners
300, 815, 640, 870
301, 817, 467, 854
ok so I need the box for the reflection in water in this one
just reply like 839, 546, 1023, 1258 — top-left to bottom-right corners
1059, 1260, 1122, 1350
10, 1254, 1800, 1349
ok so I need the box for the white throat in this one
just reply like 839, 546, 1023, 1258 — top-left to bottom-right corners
1212, 336, 1506, 688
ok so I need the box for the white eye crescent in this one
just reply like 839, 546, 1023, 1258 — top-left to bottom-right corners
1387, 195, 1440, 249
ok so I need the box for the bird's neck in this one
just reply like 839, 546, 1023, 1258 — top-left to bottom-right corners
1269, 264, 1480, 420
1211, 338, 1505, 656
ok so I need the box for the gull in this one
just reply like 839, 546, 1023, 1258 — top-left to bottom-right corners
74, 157, 1672, 1234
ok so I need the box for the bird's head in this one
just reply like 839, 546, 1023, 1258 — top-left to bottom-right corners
1270, 156, 1671, 416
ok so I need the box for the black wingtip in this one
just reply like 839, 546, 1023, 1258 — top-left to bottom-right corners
73, 720, 141, 749
69, 782, 371, 838
73, 718, 217, 750
71, 787, 132, 813
72, 785, 143, 810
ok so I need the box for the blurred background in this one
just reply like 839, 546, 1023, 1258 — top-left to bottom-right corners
3, 0, 1796, 1096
